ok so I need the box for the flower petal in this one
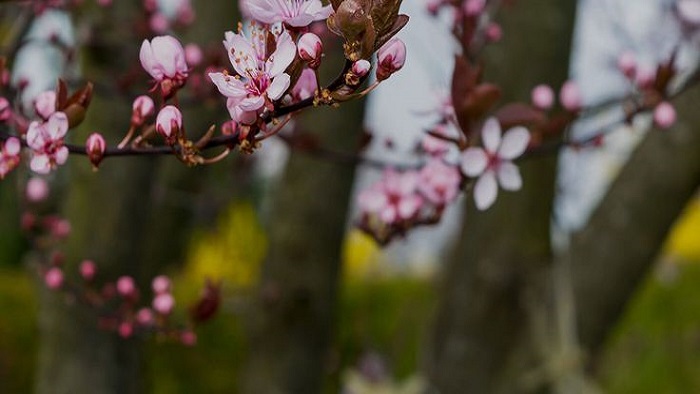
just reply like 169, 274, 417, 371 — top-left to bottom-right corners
266, 32, 296, 77
481, 117, 501, 153
474, 170, 498, 210
267, 73, 291, 101
209, 72, 247, 98
498, 126, 530, 160
497, 161, 522, 191
225, 32, 258, 77
461, 147, 487, 177
47, 112, 68, 139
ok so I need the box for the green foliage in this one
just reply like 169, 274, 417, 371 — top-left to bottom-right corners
601, 262, 700, 394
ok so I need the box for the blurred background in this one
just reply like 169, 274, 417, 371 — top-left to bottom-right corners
2, 0, 700, 393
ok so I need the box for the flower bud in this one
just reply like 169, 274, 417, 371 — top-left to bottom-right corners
136, 308, 154, 325
654, 101, 676, 129
531, 84, 554, 110
152, 275, 171, 294
298, 33, 323, 69
26, 177, 49, 203
559, 81, 582, 111
185, 44, 203, 68
153, 293, 175, 315
463, 0, 485, 16
86, 133, 106, 169
376, 38, 406, 81
156, 105, 183, 143
35, 90, 57, 120
617, 51, 637, 79
131, 95, 155, 126
346, 59, 371, 85
45, 267, 64, 290
117, 276, 137, 298
80, 260, 97, 281
0, 97, 11, 122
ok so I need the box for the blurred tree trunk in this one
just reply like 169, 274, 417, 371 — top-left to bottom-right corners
423, 1, 576, 393
568, 86, 700, 360
240, 91, 364, 392
35, 2, 239, 393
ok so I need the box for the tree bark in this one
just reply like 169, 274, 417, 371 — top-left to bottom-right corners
569, 86, 700, 359
240, 101, 364, 392
424, 1, 576, 393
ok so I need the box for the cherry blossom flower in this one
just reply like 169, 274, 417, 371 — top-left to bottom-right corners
209, 27, 296, 124
80, 260, 97, 281
0, 137, 21, 179
86, 133, 106, 168
290, 67, 317, 102
358, 169, 424, 224
45, 267, 64, 290
654, 101, 676, 129
26, 177, 49, 202
153, 292, 175, 315
247, 0, 332, 27
156, 105, 182, 142
26, 111, 69, 174
559, 80, 582, 111
298, 33, 323, 69
34, 90, 56, 120
132, 95, 155, 126
117, 276, 137, 298
461, 118, 530, 210
418, 159, 461, 206
152, 275, 171, 294
531, 84, 554, 110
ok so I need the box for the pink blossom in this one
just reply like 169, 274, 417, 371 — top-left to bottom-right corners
209, 28, 296, 124
559, 81, 582, 111
463, 0, 485, 16
0, 97, 11, 122
461, 118, 530, 210
376, 38, 406, 81
149, 13, 169, 33
136, 308, 154, 325
635, 67, 656, 89
247, 0, 332, 27
117, 276, 137, 297
152, 275, 171, 294
485, 23, 503, 43
346, 59, 371, 85
531, 84, 554, 110
34, 90, 57, 120
155, 105, 182, 142
26, 177, 49, 202
181, 330, 197, 346
298, 33, 323, 69
26, 112, 69, 175
86, 133, 106, 168
654, 101, 676, 129
185, 43, 203, 67
118, 321, 133, 338
132, 95, 155, 126
358, 169, 424, 224
139, 35, 188, 84
45, 267, 64, 290
291, 68, 318, 101
617, 51, 637, 79
418, 159, 461, 206
0, 137, 21, 179
80, 260, 97, 281
153, 293, 175, 315
50, 218, 71, 239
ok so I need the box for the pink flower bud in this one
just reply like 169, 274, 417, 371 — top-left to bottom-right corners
485, 23, 503, 43
654, 101, 676, 129
152, 275, 171, 294
156, 105, 182, 143
117, 276, 137, 298
86, 133, 106, 169
80, 260, 97, 281
0, 97, 11, 122
617, 51, 637, 79
139, 35, 188, 82
635, 67, 656, 89
376, 38, 406, 81
34, 91, 56, 120
4, 137, 20, 156
131, 95, 155, 126
181, 330, 197, 346
298, 33, 323, 69
118, 321, 133, 338
136, 308, 154, 325
346, 59, 371, 85
51, 219, 71, 239
45, 267, 64, 290
153, 293, 175, 315
463, 0, 485, 16
559, 81, 582, 111
149, 13, 169, 34
531, 84, 554, 110
185, 44, 203, 67
26, 177, 49, 202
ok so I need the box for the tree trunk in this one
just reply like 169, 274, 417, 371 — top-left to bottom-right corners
240, 101, 364, 392
569, 86, 700, 359
424, 1, 576, 393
